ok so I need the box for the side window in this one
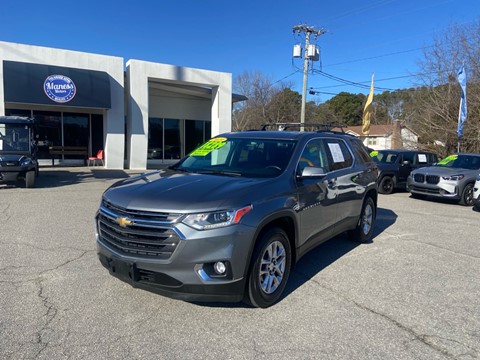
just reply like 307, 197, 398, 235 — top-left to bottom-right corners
297, 139, 329, 174
350, 139, 371, 164
324, 139, 353, 171
402, 152, 415, 163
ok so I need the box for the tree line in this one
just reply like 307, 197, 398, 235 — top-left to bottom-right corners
232, 20, 480, 157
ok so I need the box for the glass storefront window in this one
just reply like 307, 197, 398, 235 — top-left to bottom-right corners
5, 108, 103, 161
33, 111, 62, 159
148, 118, 211, 161
164, 119, 181, 160
63, 113, 89, 158
148, 118, 164, 159
185, 120, 205, 155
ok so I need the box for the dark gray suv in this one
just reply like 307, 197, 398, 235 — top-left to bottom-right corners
96, 128, 378, 307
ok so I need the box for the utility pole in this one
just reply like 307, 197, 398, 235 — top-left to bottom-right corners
292, 24, 326, 131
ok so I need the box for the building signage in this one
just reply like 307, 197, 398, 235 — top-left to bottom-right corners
43, 75, 76, 103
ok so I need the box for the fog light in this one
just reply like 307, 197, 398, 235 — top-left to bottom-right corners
214, 261, 226, 275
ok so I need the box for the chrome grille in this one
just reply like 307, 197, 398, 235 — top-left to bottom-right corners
97, 200, 184, 259
0, 161, 19, 166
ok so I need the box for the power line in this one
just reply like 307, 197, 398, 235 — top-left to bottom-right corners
323, 46, 432, 67
313, 70, 397, 91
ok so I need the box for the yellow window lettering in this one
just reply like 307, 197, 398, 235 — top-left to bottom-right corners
438, 155, 458, 165
190, 138, 227, 156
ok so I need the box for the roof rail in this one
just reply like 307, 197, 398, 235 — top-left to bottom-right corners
260, 122, 346, 132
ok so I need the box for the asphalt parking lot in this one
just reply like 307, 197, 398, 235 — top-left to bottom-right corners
1, 167, 479, 360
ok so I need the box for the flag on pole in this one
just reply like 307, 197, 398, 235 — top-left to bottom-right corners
457, 64, 467, 139
362, 73, 374, 135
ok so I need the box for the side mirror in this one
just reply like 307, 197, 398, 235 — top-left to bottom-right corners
402, 160, 411, 166
300, 166, 326, 178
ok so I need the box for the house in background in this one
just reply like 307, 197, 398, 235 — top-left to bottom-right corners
336, 121, 419, 150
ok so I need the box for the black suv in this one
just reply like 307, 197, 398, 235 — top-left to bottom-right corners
0, 116, 39, 188
96, 126, 379, 307
370, 149, 438, 194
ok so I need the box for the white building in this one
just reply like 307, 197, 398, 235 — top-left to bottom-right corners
339, 123, 419, 150
0, 41, 237, 169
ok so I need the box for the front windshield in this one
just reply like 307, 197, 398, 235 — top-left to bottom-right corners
172, 137, 297, 178
0, 124, 31, 152
436, 154, 480, 170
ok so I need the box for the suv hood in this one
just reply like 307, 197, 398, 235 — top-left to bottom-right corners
103, 169, 279, 213
0, 153, 29, 162
412, 166, 478, 176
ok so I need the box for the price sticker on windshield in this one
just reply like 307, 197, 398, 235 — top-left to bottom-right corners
189, 137, 227, 156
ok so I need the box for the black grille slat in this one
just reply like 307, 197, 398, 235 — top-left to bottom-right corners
426, 175, 439, 184
97, 200, 183, 259
99, 220, 175, 247
99, 215, 172, 240
102, 200, 177, 222
414, 174, 425, 183
413, 173, 439, 185
411, 186, 440, 194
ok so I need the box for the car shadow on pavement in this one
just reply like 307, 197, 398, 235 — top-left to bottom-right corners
283, 207, 397, 300
193, 207, 397, 309
32, 167, 142, 188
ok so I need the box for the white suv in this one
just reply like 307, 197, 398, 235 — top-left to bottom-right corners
474, 174, 480, 211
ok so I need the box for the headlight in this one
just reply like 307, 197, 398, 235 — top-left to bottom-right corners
442, 174, 464, 181
20, 158, 32, 166
182, 205, 253, 230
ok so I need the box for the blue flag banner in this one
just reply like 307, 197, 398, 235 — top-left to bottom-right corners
457, 65, 467, 139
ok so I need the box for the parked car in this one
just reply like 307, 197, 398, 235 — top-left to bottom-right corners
473, 174, 480, 211
370, 149, 438, 194
407, 153, 480, 206
0, 116, 38, 188
95, 127, 379, 308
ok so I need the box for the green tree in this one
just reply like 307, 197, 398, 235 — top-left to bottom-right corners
325, 92, 366, 126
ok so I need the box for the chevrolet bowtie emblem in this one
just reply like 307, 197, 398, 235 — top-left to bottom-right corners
115, 217, 132, 228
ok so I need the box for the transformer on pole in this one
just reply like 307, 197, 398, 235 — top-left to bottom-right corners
292, 24, 326, 131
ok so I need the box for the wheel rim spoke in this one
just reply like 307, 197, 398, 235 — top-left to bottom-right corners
362, 204, 373, 235
259, 240, 286, 294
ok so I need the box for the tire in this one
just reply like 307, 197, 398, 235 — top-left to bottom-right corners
378, 176, 394, 194
25, 171, 35, 188
348, 197, 376, 243
459, 183, 474, 206
245, 227, 291, 308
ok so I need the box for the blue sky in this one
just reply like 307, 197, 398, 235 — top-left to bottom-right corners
2, 0, 479, 102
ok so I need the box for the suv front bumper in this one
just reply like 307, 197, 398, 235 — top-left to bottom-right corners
95, 216, 256, 303
407, 177, 461, 200
473, 183, 480, 208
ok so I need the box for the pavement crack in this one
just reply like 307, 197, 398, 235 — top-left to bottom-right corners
0, 202, 12, 221
33, 276, 58, 359
299, 272, 465, 358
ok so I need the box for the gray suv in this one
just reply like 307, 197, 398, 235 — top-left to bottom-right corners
96, 128, 378, 307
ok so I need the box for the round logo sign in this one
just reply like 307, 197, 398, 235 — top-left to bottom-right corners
44, 75, 76, 103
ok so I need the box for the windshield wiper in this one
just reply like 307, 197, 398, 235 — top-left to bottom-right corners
195, 170, 242, 177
